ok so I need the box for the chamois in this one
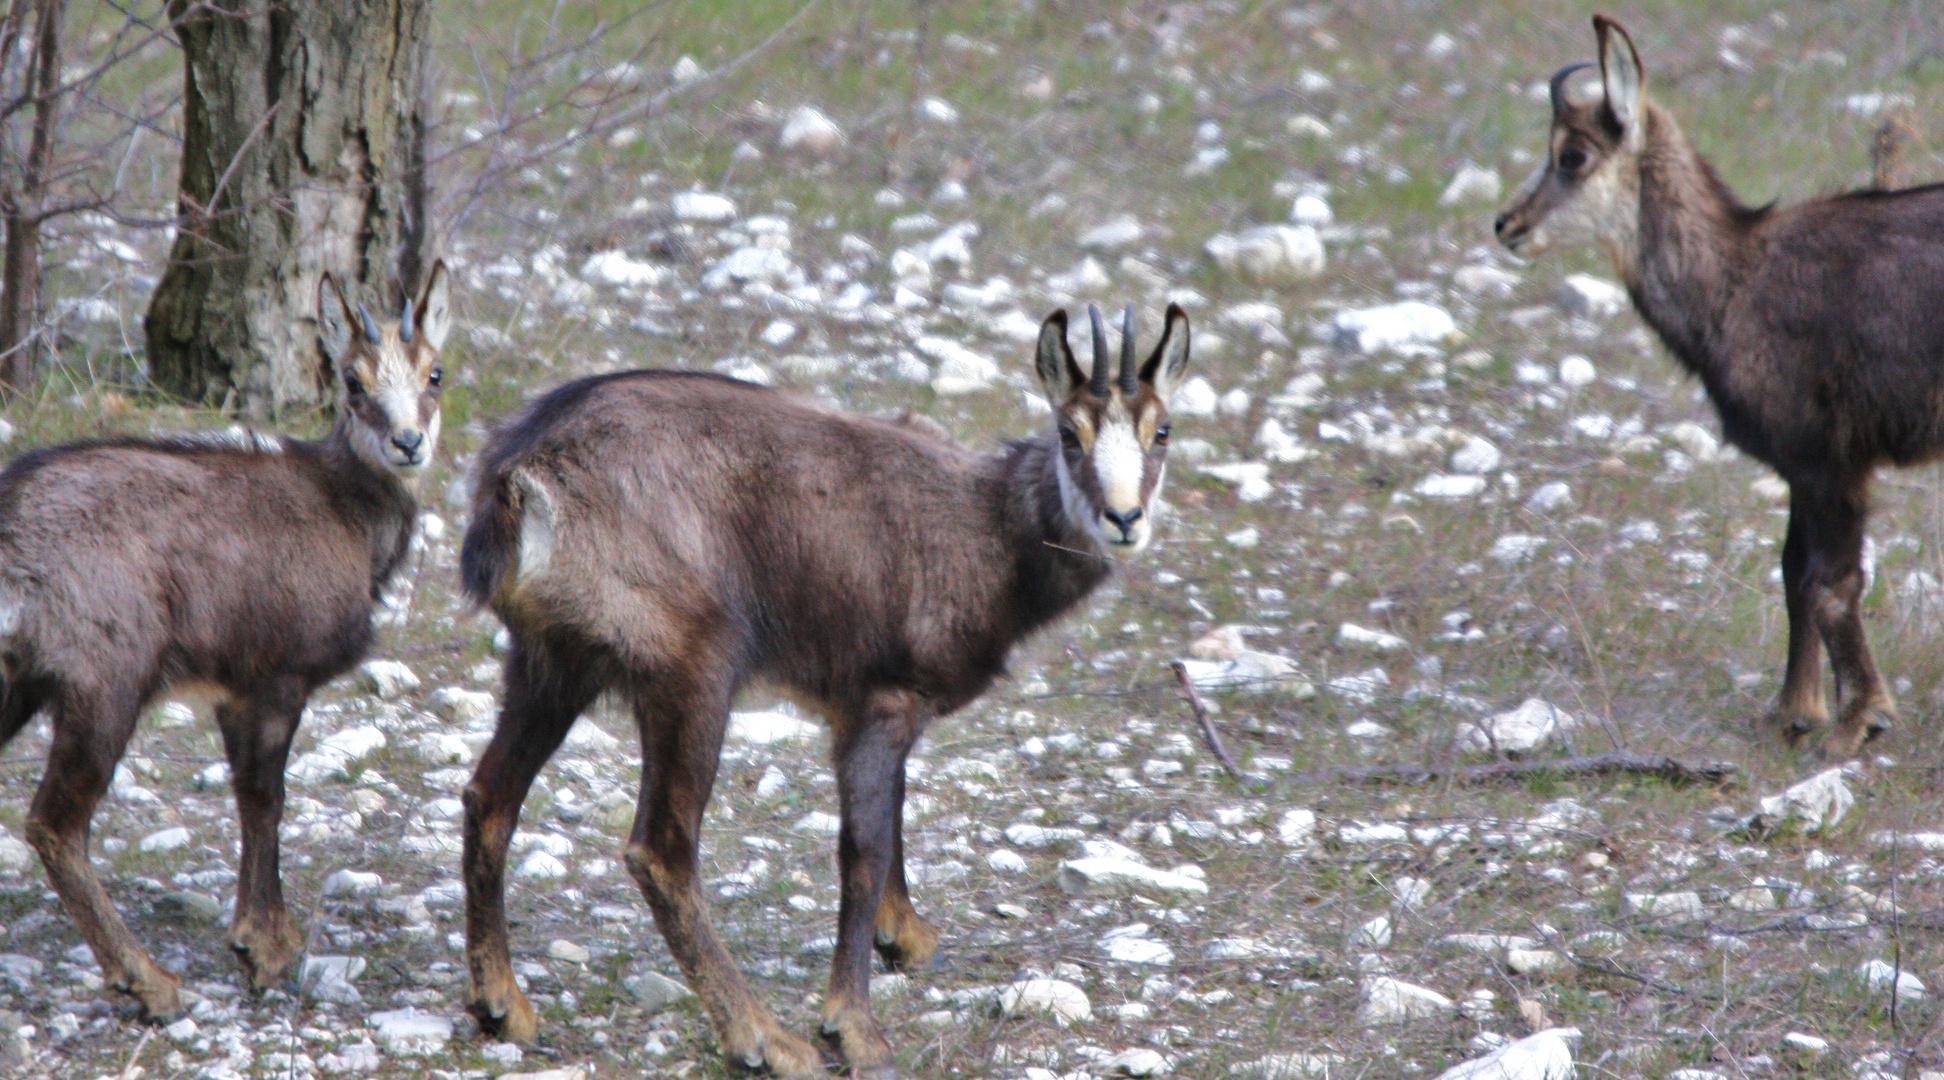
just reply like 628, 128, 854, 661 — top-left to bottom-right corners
0, 264, 452, 1019
458, 305, 1192, 1077
1495, 15, 1944, 757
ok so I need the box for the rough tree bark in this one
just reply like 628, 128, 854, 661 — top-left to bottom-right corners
0, 0, 65, 392
146, 0, 432, 413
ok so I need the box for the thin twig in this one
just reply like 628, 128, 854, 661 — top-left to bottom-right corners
117, 1027, 153, 1080
1276, 751, 1740, 788
1169, 660, 1248, 781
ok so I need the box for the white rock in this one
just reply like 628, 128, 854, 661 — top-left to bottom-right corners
1285, 113, 1334, 139
917, 97, 959, 124
1459, 698, 1578, 754
1218, 387, 1253, 417
138, 827, 192, 853
1171, 376, 1219, 417
1454, 264, 1521, 298
1046, 256, 1112, 295
1339, 821, 1409, 845
1441, 933, 1539, 956
358, 659, 420, 698
414, 732, 474, 766
1176, 649, 1313, 698
1339, 623, 1407, 651
1102, 1048, 1171, 1076
986, 849, 1029, 874
918, 336, 1000, 394
1557, 355, 1597, 387
1557, 273, 1628, 318
778, 105, 844, 154
1665, 421, 1721, 461
301, 956, 368, 1005
579, 250, 664, 288
1432, 1028, 1578, 1080
1525, 481, 1575, 514
1198, 461, 1273, 503
1291, 194, 1333, 226
670, 55, 703, 83
1233, 1054, 1341, 1080
671, 191, 737, 222
1754, 768, 1853, 833
1506, 948, 1570, 976
1860, 959, 1926, 1002
1101, 935, 1175, 966
1449, 436, 1502, 474
1226, 526, 1261, 548
1487, 534, 1546, 564
164, 1017, 199, 1042
727, 710, 821, 746
1080, 216, 1145, 250
1255, 419, 1312, 464
1439, 162, 1503, 206
432, 687, 496, 725
1624, 891, 1706, 922
1203, 225, 1325, 283
999, 978, 1092, 1024
1726, 885, 1777, 912
702, 246, 794, 290
1782, 1032, 1829, 1055
516, 851, 568, 879
547, 939, 591, 964
1276, 808, 1317, 846
1351, 915, 1392, 948
625, 970, 695, 1011
1360, 977, 1455, 1025
1333, 302, 1458, 353
369, 1008, 453, 1055
1005, 823, 1085, 848
1058, 857, 1209, 899
1417, 474, 1486, 498
1392, 877, 1432, 911
794, 811, 842, 836
0, 835, 32, 872
322, 870, 384, 898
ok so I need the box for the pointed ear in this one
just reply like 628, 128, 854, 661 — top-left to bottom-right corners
317, 272, 354, 371
1594, 14, 1644, 148
415, 259, 452, 352
1139, 303, 1191, 401
1035, 310, 1086, 404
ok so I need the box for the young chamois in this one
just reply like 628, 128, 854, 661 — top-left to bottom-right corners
0, 264, 452, 1019
458, 304, 1192, 1078
1495, 16, 1944, 758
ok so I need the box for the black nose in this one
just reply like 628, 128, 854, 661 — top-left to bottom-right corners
1103, 506, 1143, 538
1492, 212, 1509, 238
392, 430, 425, 455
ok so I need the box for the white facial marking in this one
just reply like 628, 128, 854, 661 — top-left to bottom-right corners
1536, 158, 1640, 267
351, 331, 439, 475
1093, 417, 1145, 513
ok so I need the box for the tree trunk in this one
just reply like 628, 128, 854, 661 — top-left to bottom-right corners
0, 0, 64, 392
145, 0, 432, 413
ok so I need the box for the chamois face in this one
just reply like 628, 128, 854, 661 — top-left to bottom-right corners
1035, 304, 1191, 559
1494, 16, 1645, 265
318, 261, 453, 479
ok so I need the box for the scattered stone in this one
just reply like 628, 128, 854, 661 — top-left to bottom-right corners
138, 826, 192, 853
999, 978, 1092, 1024
917, 97, 959, 124
624, 970, 694, 1012
1175, 642, 1314, 698
1860, 959, 1928, 1002
919, 336, 1001, 394
1439, 162, 1503, 206
1080, 216, 1145, 250
288, 724, 388, 785
302, 955, 367, 1004
1418, 474, 1487, 498
546, 939, 591, 964
1746, 767, 1853, 835
1101, 1048, 1171, 1076
1203, 938, 1297, 961
1506, 948, 1570, 976
1432, 1027, 1578, 1080
1726, 885, 1776, 912
358, 659, 420, 698
1338, 623, 1407, 651
1624, 891, 1707, 923
1450, 436, 1503, 474
369, 1007, 453, 1055
579, 250, 665, 288
1454, 264, 1521, 298
1058, 857, 1209, 900
1204, 225, 1325, 283
153, 891, 221, 921
1458, 698, 1579, 754
1782, 1032, 1829, 1056
1360, 977, 1456, 1025
516, 850, 568, 879
1525, 481, 1575, 514
1276, 808, 1317, 847
671, 192, 736, 223
1557, 274, 1628, 318
1232, 1053, 1341, 1080
1557, 355, 1597, 387
726, 710, 821, 746
1291, 194, 1333, 225
432, 687, 497, 725
778, 105, 844, 154
1350, 915, 1392, 949
1332, 302, 1458, 353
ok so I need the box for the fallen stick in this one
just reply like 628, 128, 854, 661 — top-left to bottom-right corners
1170, 660, 1249, 781
1277, 751, 1739, 788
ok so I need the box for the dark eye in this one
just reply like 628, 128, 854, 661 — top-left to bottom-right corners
429, 366, 443, 388
1058, 426, 1080, 450
343, 374, 365, 398
1557, 146, 1588, 173
1154, 423, 1171, 447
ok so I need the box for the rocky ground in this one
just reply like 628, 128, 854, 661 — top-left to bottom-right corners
4, 1, 1944, 1078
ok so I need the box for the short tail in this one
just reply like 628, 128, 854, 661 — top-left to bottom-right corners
459, 472, 520, 608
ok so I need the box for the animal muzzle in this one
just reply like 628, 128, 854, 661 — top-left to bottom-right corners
1102, 505, 1143, 543
389, 428, 427, 467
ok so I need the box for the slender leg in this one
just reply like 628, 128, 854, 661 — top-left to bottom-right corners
624, 674, 821, 1080
1763, 490, 1829, 744
1803, 477, 1897, 757
25, 683, 181, 1019
822, 692, 926, 1078
216, 678, 310, 991
872, 764, 939, 972
463, 642, 600, 1041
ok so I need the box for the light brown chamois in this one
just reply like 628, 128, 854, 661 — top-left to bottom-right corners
457, 305, 1191, 1077
0, 264, 452, 1019
1495, 15, 1944, 757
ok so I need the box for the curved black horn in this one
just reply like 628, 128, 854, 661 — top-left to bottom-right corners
357, 302, 381, 344
1118, 304, 1138, 396
1087, 303, 1111, 398
400, 297, 415, 343
1550, 61, 1594, 116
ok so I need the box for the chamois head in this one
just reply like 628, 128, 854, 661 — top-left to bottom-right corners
1494, 15, 1646, 262
1035, 302, 1191, 558
318, 261, 452, 478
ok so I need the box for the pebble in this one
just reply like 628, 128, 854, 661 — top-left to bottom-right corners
999, 978, 1092, 1024
1203, 225, 1325, 283
624, 970, 694, 1012
546, 939, 591, 963
1079, 216, 1145, 250
1359, 977, 1455, 1024
1860, 959, 1928, 1002
1332, 301, 1457, 353
1170, 376, 1219, 417
1433, 1028, 1579, 1080
1057, 857, 1209, 899
670, 191, 737, 222
369, 1008, 453, 1055
726, 710, 821, 746
138, 826, 192, 853
778, 105, 844, 154
358, 659, 420, 698
1458, 698, 1578, 754
1438, 161, 1503, 205
1624, 890, 1707, 923
1557, 273, 1628, 318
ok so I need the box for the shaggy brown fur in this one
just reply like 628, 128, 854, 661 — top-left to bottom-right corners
1496, 17, 1944, 757
457, 307, 1191, 1077
0, 264, 451, 1019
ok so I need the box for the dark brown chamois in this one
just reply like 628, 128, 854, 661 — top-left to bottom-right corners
0, 264, 452, 1019
457, 305, 1192, 1077
1495, 15, 1944, 758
